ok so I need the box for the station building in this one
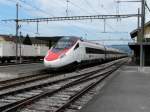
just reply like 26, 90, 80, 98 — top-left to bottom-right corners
129, 21, 150, 66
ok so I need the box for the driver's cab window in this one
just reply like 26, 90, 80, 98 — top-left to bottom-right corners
74, 43, 79, 50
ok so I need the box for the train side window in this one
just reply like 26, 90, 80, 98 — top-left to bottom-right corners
74, 43, 79, 50
85, 47, 105, 54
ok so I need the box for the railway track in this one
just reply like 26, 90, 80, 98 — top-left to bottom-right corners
0, 58, 127, 112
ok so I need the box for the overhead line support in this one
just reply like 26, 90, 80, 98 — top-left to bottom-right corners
1, 14, 140, 23
145, 2, 150, 13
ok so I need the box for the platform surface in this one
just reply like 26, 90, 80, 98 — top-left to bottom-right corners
0, 63, 45, 80
79, 65, 150, 112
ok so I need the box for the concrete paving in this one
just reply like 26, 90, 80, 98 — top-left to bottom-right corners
0, 62, 46, 80
79, 65, 150, 112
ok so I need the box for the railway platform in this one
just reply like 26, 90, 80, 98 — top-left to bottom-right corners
0, 63, 46, 81
79, 64, 150, 112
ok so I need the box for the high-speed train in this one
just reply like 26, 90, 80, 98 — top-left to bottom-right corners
44, 36, 127, 69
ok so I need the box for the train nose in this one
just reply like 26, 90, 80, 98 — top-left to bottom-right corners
44, 51, 60, 68
44, 59, 52, 68
44, 49, 69, 68
44, 58, 60, 68
44, 51, 59, 61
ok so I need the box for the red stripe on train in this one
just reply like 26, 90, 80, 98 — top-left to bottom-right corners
45, 49, 68, 61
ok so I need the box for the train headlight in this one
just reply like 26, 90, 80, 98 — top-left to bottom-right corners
59, 53, 66, 59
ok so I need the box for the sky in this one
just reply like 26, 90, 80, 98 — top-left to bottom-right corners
0, 0, 150, 45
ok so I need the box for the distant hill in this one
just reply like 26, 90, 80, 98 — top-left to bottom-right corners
108, 45, 131, 54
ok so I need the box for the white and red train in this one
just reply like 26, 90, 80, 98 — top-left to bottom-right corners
44, 36, 127, 69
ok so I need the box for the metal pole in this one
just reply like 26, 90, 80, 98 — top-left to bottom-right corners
140, 0, 145, 66
66, 0, 69, 16
15, 3, 19, 63
137, 8, 140, 29
19, 32, 22, 63
36, 21, 39, 34
104, 19, 106, 32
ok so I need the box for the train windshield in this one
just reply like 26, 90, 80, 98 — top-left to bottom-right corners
52, 37, 78, 51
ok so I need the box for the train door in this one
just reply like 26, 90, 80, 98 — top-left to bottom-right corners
78, 43, 85, 62
73, 42, 84, 63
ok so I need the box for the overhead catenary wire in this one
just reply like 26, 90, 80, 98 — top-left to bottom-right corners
97, 0, 120, 32
65, 20, 97, 35
105, 22, 118, 32
21, 27, 38, 36
84, 0, 100, 14
68, 0, 94, 15
6, 0, 53, 35
65, 19, 129, 39
18, 0, 54, 17
98, 0, 116, 14
6, 0, 53, 18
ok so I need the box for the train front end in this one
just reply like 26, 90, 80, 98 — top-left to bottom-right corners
44, 36, 78, 69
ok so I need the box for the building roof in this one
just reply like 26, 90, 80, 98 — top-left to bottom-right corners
130, 21, 150, 39
0, 34, 48, 45
35, 36, 62, 42
0, 35, 15, 41
130, 29, 139, 39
